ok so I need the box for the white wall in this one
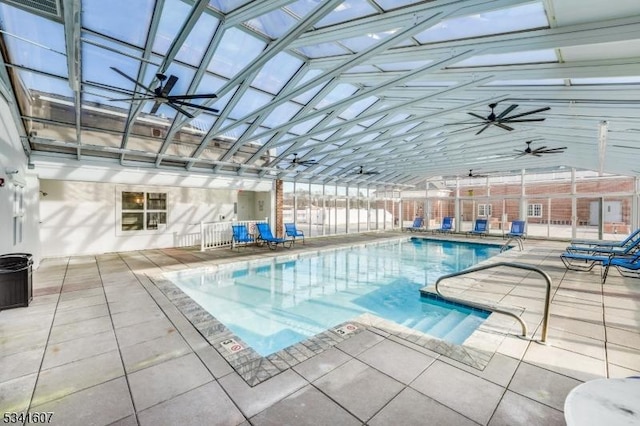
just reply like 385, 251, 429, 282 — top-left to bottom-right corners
0, 95, 40, 266
39, 180, 239, 257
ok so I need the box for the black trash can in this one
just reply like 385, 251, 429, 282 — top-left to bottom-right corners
0, 253, 33, 310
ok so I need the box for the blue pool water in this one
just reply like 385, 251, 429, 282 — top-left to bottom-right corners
164, 238, 502, 356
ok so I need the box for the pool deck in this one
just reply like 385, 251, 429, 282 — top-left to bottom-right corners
1, 232, 639, 425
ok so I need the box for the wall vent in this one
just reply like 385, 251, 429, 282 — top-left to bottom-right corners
4, 0, 62, 18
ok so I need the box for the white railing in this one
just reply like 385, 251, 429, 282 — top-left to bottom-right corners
200, 217, 268, 251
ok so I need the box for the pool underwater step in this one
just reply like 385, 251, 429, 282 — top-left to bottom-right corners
424, 310, 469, 339
443, 313, 486, 344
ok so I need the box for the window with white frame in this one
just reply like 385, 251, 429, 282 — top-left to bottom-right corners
477, 204, 492, 217
13, 184, 24, 245
527, 203, 543, 217
121, 191, 167, 231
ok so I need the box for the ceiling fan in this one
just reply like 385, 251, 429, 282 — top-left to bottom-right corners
466, 169, 489, 178
108, 67, 219, 118
286, 153, 318, 166
514, 141, 567, 157
350, 166, 380, 175
448, 103, 550, 135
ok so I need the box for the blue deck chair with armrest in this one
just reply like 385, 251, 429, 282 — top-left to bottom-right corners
560, 238, 640, 273
602, 252, 640, 283
505, 220, 526, 239
433, 216, 454, 234
467, 219, 488, 237
570, 228, 640, 248
405, 217, 424, 232
565, 236, 640, 256
285, 223, 305, 244
256, 222, 292, 250
231, 224, 254, 250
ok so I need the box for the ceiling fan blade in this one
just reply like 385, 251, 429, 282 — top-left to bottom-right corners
171, 99, 220, 113
514, 152, 527, 158
165, 102, 194, 118
444, 121, 484, 125
108, 96, 156, 101
534, 153, 543, 157
467, 112, 488, 121
161, 75, 178, 96
538, 148, 566, 154
150, 101, 162, 114
494, 122, 514, 131
503, 106, 550, 120
502, 118, 546, 123
496, 104, 517, 119
534, 146, 548, 151
475, 124, 491, 135
110, 67, 154, 93
169, 93, 218, 100
363, 171, 381, 175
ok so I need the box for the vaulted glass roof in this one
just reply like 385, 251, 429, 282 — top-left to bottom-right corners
1, 0, 640, 186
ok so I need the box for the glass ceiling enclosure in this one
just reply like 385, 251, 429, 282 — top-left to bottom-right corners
1, 0, 639, 183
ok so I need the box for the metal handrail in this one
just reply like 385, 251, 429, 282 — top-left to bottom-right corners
434, 262, 552, 343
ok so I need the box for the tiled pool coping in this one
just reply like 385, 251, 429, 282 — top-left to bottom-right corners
149, 236, 525, 386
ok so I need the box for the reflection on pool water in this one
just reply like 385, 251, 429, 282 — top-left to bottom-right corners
164, 238, 503, 356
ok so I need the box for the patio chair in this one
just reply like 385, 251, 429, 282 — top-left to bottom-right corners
505, 220, 526, 239
467, 219, 488, 237
256, 222, 292, 250
231, 224, 254, 250
285, 223, 305, 244
405, 217, 424, 232
602, 252, 640, 283
570, 228, 640, 248
433, 216, 454, 233
565, 236, 640, 256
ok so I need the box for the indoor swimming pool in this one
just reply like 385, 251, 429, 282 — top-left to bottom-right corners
164, 238, 503, 356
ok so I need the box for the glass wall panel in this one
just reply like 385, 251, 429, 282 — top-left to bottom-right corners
282, 181, 294, 230
526, 197, 550, 238
309, 184, 324, 237
296, 182, 310, 234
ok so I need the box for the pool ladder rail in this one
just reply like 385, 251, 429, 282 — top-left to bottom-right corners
434, 262, 551, 344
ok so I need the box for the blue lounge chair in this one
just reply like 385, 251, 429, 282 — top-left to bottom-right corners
405, 217, 424, 232
433, 216, 454, 233
565, 236, 640, 256
602, 253, 640, 283
505, 220, 526, 239
570, 228, 640, 248
256, 222, 292, 249
561, 238, 640, 272
285, 223, 305, 244
467, 219, 488, 237
231, 224, 254, 250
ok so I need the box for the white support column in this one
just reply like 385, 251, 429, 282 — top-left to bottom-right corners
454, 177, 461, 232
571, 168, 577, 239
519, 169, 526, 221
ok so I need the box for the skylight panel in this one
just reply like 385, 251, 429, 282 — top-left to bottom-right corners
373, 0, 424, 12
0, 4, 67, 76
262, 102, 302, 128
339, 31, 395, 53
451, 49, 557, 67
485, 79, 564, 86
571, 76, 640, 85
292, 83, 327, 104
339, 96, 378, 120
251, 53, 303, 94
415, 2, 548, 44
295, 69, 324, 87
175, 12, 219, 66
245, 8, 298, 39
82, 42, 142, 91
344, 125, 366, 136
296, 42, 349, 59
344, 65, 380, 74
82, 87, 132, 115
289, 115, 326, 135
152, 0, 189, 55
208, 0, 253, 13
378, 60, 432, 72
82, 0, 154, 48
385, 113, 410, 124
229, 88, 273, 120
316, 0, 378, 28
207, 28, 267, 79
315, 84, 358, 109
18, 70, 73, 99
